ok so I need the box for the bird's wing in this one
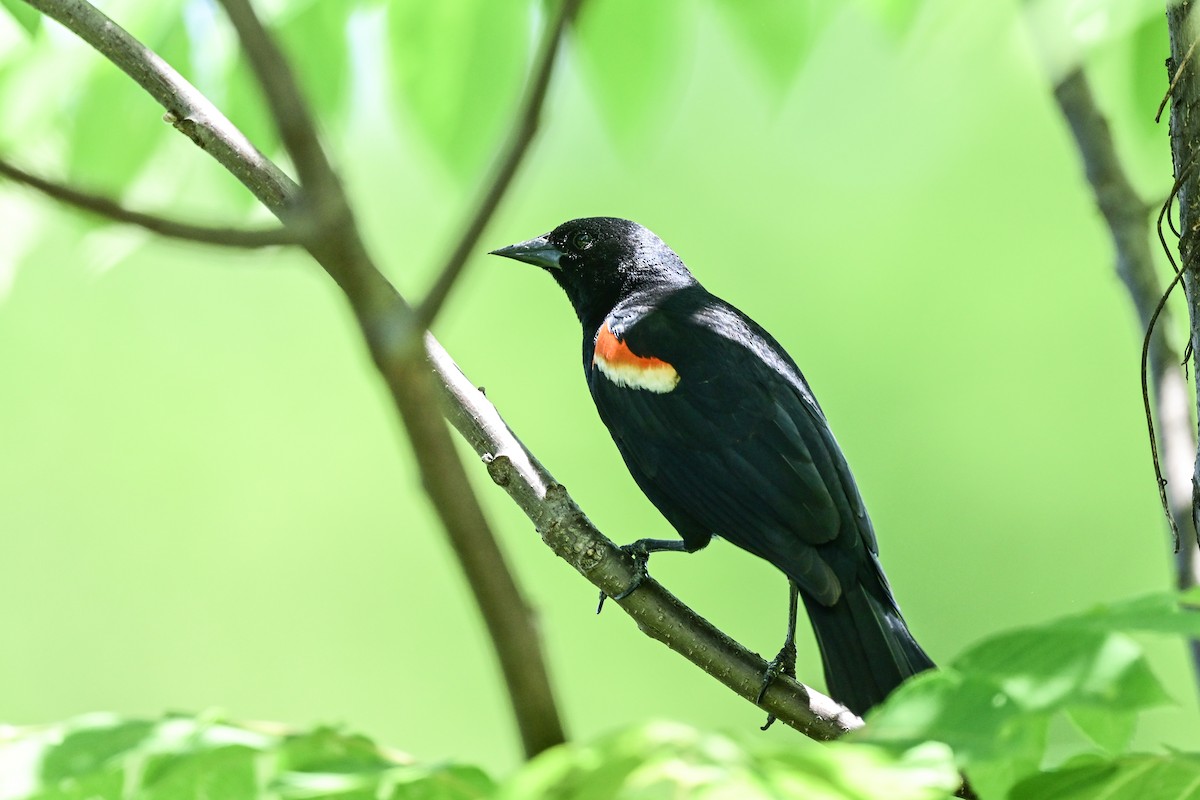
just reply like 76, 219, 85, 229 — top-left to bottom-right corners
588, 295, 874, 605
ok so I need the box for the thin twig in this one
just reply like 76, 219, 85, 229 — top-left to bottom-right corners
0, 156, 301, 247
411, 0, 584, 334
21, 0, 862, 742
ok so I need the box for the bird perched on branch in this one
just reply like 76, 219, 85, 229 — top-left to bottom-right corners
491, 217, 933, 717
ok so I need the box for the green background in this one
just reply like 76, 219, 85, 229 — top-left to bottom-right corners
0, 0, 1191, 777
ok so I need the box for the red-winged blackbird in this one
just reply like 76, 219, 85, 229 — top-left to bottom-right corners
491, 217, 934, 717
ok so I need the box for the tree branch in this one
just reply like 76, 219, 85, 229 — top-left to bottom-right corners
1052, 67, 1200, 694
0, 156, 300, 247
411, 0, 584, 334
1052, 71, 1200, 567
208, 0, 570, 757
426, 336, 864, 739
24, 0, 566, 758
20, 0, 863, 742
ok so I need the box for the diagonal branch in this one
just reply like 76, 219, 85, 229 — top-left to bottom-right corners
20, 0, 862, 742
426, 336, 864, 739
1052, 69, 1200, 692
0, 156, 300, 248
412, 0, 584, 334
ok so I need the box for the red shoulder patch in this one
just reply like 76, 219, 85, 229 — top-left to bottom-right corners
593, 322, 680, 393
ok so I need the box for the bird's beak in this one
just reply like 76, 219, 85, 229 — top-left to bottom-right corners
489, 234, 563, 271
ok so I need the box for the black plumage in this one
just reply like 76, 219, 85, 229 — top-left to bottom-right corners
491, 216, 933, 716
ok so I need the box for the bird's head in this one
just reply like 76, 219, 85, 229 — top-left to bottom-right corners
490, 217, 694, 325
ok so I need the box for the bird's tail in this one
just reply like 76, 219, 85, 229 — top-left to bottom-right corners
802, 576, 934, 717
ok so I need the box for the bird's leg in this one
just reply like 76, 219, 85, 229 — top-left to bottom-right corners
758, 580, 800, 730
596, 538, 692, 614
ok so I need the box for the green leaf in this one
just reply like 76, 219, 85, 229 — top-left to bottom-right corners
1069, 591, 1200, 637
279, 726, 399, 773
140, 746, 262, 800
1129, 13, 1170, 135
850, 0, 921, 36
1066, 705, 1138, 754
223, 62, 280, 157
276, 1, 352, 121
575, 0, 689, 150
861, 594, 1199, 796
23, 767, 126, 800
1012, 754, 1200, 800
378, 763, 495, 800
388, 0, 533, 178
0, 0, 40, 36
954, 628, 1172, 713
498, 720, 959, 800
66, 67, 165, 191
0, 714, 495, 800
711, 0, 833, 93
1027, 0, 1173, 77
40, 718, 156, 781
861, 670, 1048, 767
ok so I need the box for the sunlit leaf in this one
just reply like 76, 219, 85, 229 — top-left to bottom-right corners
218, 3, 354, 163
1027, 0, 1176, 80
1069, 590, 1200, 637
861, 593, 1198, 796
152, 17, 192, 83
276, 0, 352, 121
1066, 705, 1137, 754
221, 59, 281, 161
0, 0, 40, 37
387, 0, 533, 177
851, 0, 921, 37
574, 0, 689, 150
140, 746, 261, 800
66, 67, 165, 191
0, 714, 493, 800
711, 0, 832, 94
954, 628, 1172, 713
1013, 753, 1200, 800
497, 720, 959, 800
861, 670, 1048, 768
40, 719, 155, 781
1129, 13, 1170, 135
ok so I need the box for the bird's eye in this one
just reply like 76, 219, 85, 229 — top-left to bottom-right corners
570, 231, 594, 252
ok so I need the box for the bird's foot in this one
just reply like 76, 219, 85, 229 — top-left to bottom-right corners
596, 542, 653, 614
757, 639, 798, 731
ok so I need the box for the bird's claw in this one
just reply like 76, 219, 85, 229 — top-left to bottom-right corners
757, 639, 797, 730
596, 543, 652, 614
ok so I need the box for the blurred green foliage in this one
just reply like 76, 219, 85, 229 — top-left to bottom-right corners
2, 595, 1198, 798
0, 0, 1197, 797
0, 714, 495, 800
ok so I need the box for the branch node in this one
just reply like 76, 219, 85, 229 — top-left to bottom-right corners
484, 453, 513, 487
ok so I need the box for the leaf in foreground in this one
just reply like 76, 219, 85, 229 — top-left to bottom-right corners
0, 713, 493, 800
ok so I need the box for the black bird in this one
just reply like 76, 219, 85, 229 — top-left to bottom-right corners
491, 217, 933, 717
